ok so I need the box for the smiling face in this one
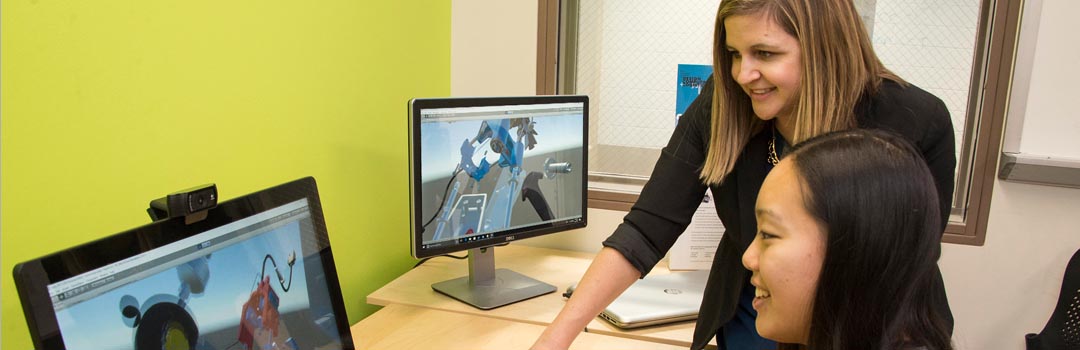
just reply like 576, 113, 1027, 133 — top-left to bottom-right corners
724, 12, 802, 124
741, 159, 825, 344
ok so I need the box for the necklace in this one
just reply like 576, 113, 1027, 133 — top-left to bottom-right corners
767, 126, 780, 165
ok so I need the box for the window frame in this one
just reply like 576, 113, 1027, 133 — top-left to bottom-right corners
536, 0, 1023, 246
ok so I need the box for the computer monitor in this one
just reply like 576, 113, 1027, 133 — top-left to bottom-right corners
13, 177, 355, 350
408, 95, 588, 309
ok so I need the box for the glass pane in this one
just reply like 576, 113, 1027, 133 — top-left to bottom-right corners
573, 0, 721, 180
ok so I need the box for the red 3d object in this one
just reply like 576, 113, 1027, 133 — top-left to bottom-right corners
238, 276, 281, 349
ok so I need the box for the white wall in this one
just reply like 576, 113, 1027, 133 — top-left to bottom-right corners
1010, 0, 1080, 157
451, 0, 537, 96
942, 183, 1080, 348
451, 1, 1080, 348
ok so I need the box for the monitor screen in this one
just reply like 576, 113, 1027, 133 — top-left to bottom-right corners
408, 96, 588, 259
13, 177, 354, 350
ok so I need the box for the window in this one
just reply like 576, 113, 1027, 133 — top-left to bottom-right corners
537, 0, 1022, 246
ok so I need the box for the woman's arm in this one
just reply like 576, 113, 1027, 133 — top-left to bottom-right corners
533, 78, 717, 350
921, 98, 956, 232
531, 247, 640, 350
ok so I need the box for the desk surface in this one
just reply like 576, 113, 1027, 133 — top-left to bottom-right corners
352, 304, 686, 349
367, 244, 716, 348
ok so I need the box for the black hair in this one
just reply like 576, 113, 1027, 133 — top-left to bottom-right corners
781, 128, 953, 350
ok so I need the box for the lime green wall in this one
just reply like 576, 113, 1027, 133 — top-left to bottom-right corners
1, 1, 448, 348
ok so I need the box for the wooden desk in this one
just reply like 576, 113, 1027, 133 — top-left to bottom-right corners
352, 304, 686, 349
367, 244, 716, 348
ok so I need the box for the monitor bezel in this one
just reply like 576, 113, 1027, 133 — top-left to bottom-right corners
12, 176, 355, 350
408, 95, 589, 259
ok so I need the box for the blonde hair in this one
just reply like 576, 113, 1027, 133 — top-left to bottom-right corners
700, 0, 903, 184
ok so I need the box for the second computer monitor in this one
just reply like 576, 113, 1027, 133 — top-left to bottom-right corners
408, 95, 587, 309
409, 95, 587, 258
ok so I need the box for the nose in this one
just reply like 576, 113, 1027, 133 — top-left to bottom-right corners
733, 58, 761, 85
742, 234, 761, 271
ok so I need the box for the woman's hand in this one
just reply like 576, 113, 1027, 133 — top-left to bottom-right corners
531, 247, 641, 350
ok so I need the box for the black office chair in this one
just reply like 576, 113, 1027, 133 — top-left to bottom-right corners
1027, 247, 1080, 350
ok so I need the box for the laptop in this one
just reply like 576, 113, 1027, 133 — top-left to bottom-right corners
13, 177, 355, 350
566, 270, 709, 329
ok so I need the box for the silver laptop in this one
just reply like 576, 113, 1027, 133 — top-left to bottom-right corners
566, 270, 709, 329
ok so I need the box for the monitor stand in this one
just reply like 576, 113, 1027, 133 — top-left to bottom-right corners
431, 246, 556, 310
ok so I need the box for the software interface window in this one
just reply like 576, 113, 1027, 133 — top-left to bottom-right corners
47, 199, 345, 350
417, 103, 585, 251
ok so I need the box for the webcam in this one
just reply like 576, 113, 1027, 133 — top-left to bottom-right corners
148, 184, 218, 224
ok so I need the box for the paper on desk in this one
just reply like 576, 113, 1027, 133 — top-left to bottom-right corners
669, 190, 725, 271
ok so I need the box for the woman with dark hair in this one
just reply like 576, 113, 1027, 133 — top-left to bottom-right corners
743, 128, 953, 349
534, 0, 955, 348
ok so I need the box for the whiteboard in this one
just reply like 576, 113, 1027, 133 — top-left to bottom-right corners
1000, 0, 1080, 187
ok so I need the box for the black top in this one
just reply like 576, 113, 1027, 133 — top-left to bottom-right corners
602, 78, 956, 349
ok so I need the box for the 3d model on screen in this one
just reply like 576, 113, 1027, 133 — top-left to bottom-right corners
118, 256, 210, 350
426, 116, 573, 241
118, 251, 299, 350
237, 252, 298, 350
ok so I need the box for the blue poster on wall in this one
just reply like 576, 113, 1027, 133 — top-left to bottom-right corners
676, 64, 713, 124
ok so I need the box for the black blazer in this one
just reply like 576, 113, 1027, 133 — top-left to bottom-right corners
602, 78, 956, 349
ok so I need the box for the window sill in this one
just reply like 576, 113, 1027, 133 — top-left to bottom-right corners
587, 178, 642, 212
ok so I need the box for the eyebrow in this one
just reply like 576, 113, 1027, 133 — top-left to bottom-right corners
755, 208, 782, 223
725, 43, 783, 51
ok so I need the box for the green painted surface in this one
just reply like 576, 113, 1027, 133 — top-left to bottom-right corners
1, 1, 449, 348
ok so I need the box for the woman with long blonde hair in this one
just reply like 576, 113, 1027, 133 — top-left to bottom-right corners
534, 0, 955, 349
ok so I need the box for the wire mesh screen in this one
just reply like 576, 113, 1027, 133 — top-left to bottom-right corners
570, 0, 980, 185
873, 0, 981, 161
576, 0, 720, 180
